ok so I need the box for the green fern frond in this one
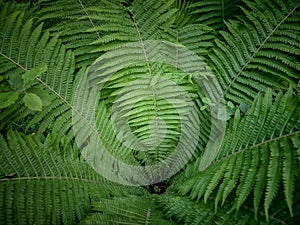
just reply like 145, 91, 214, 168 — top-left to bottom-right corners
80, 195, 174, 225
0, 4, 78, 146
36, 0, 178, 68
36, 0, 107, 68
37, 0, 216, 68
190, 0, 244, 30
159, 192, 300, 225
88, 0, 177, 50
209, 0, 300, 103
0, 3, 51, 127
170, 0, 197, 27
0, 130, 144, 225
168, 23, 216, 56
178, 89, 300, 221
158, 194, 232, 225
71, 34, 222, 185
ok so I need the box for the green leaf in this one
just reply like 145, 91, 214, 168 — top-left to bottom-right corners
0, 92, 20, 109
22, 63, 47, 86
23, 92, 43, 111
27, 87, 51, 106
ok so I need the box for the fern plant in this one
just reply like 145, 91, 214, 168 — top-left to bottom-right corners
0, 0, 299, 224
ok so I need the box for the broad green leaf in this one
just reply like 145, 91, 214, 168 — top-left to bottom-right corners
23, 92, 43, 111
28, 87, 51, 106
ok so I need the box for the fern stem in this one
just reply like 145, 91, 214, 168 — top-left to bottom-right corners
176, 30, 179, 70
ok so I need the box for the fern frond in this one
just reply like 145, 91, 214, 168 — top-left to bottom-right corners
0, 4, 78, 146
71, 34, 224, 185
158, 192, 300, 225
37, 0, 120, 68
209, 0, 300, 103
0, 130, 144, 225
0, 3, 49, 127
178, 89, 300, 221
88, 0, 177, 50
190, 0, 244, 30
170, 0, 197, 27
80, 195, 174, 225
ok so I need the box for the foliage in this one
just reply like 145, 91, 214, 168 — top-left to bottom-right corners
0, 0, 299, 224
0, 130, 144, 224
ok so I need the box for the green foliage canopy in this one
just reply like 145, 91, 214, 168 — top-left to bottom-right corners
0, 0, 299, 224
